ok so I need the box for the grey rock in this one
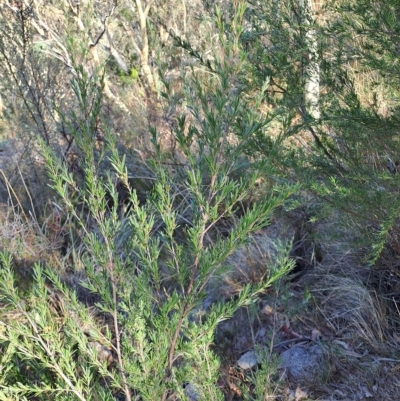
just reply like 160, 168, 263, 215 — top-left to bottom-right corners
185, 383, 201, 401
280, 345, 323, 382
237, 350, 260, 370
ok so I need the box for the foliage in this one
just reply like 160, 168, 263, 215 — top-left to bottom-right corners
0, 18, 295, 398
223, 0, 400, 263
2, 0, 400, 399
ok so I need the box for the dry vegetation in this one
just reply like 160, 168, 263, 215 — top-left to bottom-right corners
1, 0, 400, 400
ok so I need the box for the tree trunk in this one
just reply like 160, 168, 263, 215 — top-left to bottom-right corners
299, 0, 320, 119
135, 0, 157, 94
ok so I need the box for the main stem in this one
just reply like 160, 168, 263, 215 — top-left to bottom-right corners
161, 223, 207, 401
103, 235, 132, 401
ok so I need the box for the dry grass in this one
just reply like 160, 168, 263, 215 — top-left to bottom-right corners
0, 205, 67, 263
0, 163, 72, 284
310, 270, 393, 350
346, 63, 393, 117
220, 220, 296, 298
295, 214, 399, 351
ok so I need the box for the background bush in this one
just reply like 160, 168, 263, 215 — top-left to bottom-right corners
1, 0, 400, 399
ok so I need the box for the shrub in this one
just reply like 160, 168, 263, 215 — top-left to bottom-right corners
0, 37, 295, 399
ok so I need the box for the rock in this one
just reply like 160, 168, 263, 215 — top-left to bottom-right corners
184, 383, 201, 401
88, 341, 114, 366
280, 345, 323, 383
237, 350, 260, 370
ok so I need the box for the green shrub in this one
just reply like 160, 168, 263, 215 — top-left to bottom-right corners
0, 39, 295, 399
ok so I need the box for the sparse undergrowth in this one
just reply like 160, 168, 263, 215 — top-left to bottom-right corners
2, 0, 400, 400
0, 45, 297, 400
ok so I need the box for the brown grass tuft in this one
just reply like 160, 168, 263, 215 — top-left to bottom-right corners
301, 258, 399, 355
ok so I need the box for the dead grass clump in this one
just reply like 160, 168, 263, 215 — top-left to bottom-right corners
305, 264, 398, 354
0, 137, 53, 215
0, 202, 69, 272
220, 221, 295, 297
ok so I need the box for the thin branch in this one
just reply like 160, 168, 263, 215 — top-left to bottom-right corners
20, 305, 88, 401
99, 225, 132, 401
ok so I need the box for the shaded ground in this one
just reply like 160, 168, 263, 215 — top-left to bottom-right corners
210, 220, 400, 400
